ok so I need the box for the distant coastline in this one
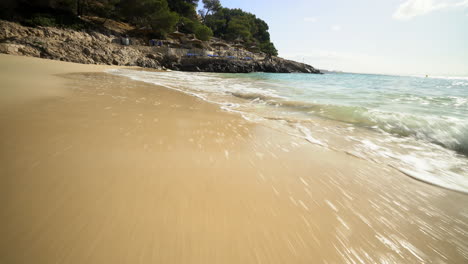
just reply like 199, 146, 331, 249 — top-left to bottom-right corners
319, 68, 468, 79
0, 19, 320, 74
0, 0, 320, 74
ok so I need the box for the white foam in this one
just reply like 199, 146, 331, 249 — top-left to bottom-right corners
295, 124, 327, 147
106, 69, 468, 194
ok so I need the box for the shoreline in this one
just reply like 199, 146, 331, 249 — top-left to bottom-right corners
1, 54, 467, 263
0, 20, 320, 74
108, 68, 468, 194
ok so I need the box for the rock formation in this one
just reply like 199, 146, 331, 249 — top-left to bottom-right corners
0, 20, 321, 74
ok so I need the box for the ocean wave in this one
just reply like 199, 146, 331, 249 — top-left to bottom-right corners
230, 92, 280, 102
107, 68, 468, 193
261, 100, 468, 157
284, 103, 468, 157
426, 75, 468, 81
363, 111, 468, 156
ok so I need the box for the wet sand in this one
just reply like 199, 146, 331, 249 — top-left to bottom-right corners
1, 54, 467, 263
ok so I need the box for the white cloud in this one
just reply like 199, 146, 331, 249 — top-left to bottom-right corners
303, 17, 318, 23
393, 0, 468, 20
331, 25, 342, 31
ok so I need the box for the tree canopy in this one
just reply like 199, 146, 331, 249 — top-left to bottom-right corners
118, 0, 178, 36
200, 4, 277, 55
1, 0, 278, 55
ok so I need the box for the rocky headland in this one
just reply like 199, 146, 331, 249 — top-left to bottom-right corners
0, 20, 321, 74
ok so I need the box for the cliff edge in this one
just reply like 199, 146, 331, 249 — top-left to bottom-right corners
0, 20, 321, 74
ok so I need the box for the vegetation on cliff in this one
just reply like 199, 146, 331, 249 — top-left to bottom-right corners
201, 3, 277, 56
0, 0, 278, 55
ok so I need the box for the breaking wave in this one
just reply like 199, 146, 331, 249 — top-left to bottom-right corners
107, 69, 468, 193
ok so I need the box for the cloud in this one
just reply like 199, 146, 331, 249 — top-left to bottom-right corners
331, 25, 342, 31
393, 0, 468, 20
303, 17, 318, 23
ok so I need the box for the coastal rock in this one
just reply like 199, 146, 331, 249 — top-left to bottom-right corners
82, 47, 91, 56
136, 57, 160, 68
0, 43, 23, 54
0, 20, 321, 74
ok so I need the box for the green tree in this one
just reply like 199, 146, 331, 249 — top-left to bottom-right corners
202, 0, 220, 14
203, 8, 227, 37
194, 23, 212, 40
119, 0, 178, 36
253, 18, 270, 43
149, 8, 179, 37
167, 0, 198, 19
260, 41, 277, 56
225, 16, 251, 41
198, 0, 220, 21
87, 0, 121, 19
203, 5, 278, 55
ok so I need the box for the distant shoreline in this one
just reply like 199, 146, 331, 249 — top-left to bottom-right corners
0, 19, 321, 74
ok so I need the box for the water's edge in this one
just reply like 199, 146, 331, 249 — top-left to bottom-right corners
106, 69, 468, 194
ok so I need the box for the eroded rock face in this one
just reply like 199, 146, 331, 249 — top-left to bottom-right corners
178, 57, 320, 74
0, 20, 320, 74
0, 20, 161, 69
179, 58, 255, 73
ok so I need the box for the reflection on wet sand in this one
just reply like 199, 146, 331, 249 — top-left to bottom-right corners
0, 55, 467, 263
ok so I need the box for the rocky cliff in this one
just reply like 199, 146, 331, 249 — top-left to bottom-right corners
0, 20, 321, 74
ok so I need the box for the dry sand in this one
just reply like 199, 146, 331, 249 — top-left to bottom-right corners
0, 54, 467, 263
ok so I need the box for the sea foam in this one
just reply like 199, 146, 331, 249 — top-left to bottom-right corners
107, 69, 468, 194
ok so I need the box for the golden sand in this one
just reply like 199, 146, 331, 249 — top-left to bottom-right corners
0, 54, 467, 263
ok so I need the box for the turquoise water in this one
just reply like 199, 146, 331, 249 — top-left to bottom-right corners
229, 72, 468, 155
109, 69, 468, 193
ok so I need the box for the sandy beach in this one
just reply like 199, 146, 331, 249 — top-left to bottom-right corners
1, 54, 467, 263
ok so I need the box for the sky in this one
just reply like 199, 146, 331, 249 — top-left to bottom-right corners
204, 0, 468, 76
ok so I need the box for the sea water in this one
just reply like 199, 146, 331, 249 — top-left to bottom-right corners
108, 69, 468, 193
